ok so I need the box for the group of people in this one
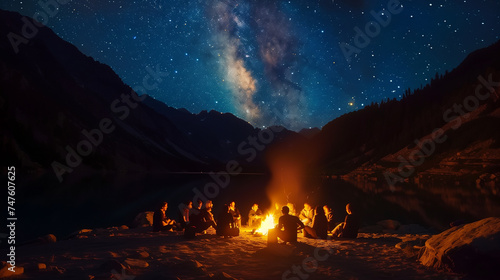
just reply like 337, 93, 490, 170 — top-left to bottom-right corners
270, 202, 359, 244
152, 199, 359, 243
153, 199, 245, 238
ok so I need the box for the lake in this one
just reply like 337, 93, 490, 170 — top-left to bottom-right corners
7, 171, 500, 243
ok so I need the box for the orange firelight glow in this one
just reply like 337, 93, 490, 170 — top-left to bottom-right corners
255, 214, 276, 235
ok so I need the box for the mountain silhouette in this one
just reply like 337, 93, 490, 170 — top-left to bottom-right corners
306, 40, 500, 184
1, 8, 498, 187
0, 9, 295, 183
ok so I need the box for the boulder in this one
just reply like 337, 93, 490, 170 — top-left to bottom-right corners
135, 251, 150, 258
98, 259, 127, 273
358, 225, 384, 233
419, 217, 500, 277
68, 229, 94, 239
25, 263, 47, 272
0, 261, 24, 278
397, 224, 429, 234
133, 211, 154, 228
124, 258, 149, 268
210, 272, 238, 279
377, 219, 401, 231
395, 239, 426, 250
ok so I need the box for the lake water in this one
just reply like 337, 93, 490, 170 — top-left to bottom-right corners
7, 172, 500, 243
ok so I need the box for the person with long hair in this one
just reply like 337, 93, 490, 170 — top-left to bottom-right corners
303, 206, 328, 239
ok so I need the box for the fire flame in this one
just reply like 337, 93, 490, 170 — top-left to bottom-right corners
255, 214, 276, 235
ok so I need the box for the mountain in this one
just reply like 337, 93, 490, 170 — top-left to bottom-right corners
142, 97, 259, 163
307, 39, 500, 187
0, 9, 295, 183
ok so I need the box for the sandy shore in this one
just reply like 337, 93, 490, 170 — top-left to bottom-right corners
5, 226, 464, 280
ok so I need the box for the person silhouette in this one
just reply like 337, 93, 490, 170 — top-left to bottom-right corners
275, 206, 305, 244
331, 203, 359, 238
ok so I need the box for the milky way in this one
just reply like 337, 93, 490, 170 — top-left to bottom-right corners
209, 0, 307, 129
1, 0, 499, 130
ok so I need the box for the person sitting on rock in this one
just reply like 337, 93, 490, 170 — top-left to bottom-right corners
299, 203, 314, 227
303, 206, 328, 239
248, 203, 263, 228
331, 203, 359, 238
229, 201, 242, 228
153, 202, 177, 232
275, 206, 305, 244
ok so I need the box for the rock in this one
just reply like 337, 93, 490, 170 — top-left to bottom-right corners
124, 258, 149, 268
25, 263, 47, 272
49, 265, 65, 274
133, 212, 154, 228
397, 224, 429, 234
210, 272, 238, 279
106, 251, 121, 258
358, 225, 384, 233
38, 234, 57, 243
193, 260, 203, 268
68, 229, 93, 239
98, 260, 127, 273
128, 250, 150, 259
377, 220, 401, 231
419, 217, 500, 277
0, 261, 24, 277
119, 225, 129, 230
395, 239, 426, 250
78, 229, 93, 234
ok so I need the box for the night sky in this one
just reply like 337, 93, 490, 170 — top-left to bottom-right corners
1, 0, 499, 130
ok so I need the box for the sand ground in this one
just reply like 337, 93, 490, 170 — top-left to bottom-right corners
4, 226, 464, 280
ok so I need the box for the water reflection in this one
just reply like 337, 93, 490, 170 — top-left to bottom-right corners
12, 172, 500, 242
344, 175, 500, 230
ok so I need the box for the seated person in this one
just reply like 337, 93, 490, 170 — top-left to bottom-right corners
303, 206, 328, 239
331, 203, 359, 238
286, 202, 297, 216
275, 206, 304, 244
179, 200, 192, 229
299, 203, 314, 227
229, 201, 242, 228
217, 204, 238, 237
323, 205, 336, 232
190, 200, 217, 234
188, 200, 201, 228
153, 202, 177, 232
248, 203, 263, 228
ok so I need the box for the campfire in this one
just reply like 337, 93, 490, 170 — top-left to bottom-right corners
254, 214, 276, 235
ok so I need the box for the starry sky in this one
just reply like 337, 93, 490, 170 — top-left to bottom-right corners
1, 0, 499, 130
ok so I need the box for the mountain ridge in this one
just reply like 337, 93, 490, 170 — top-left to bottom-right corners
0, 9, 297, 182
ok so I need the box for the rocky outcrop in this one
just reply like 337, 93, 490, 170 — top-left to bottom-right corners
419, 217, 500, 277
133, 211, 154, 227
